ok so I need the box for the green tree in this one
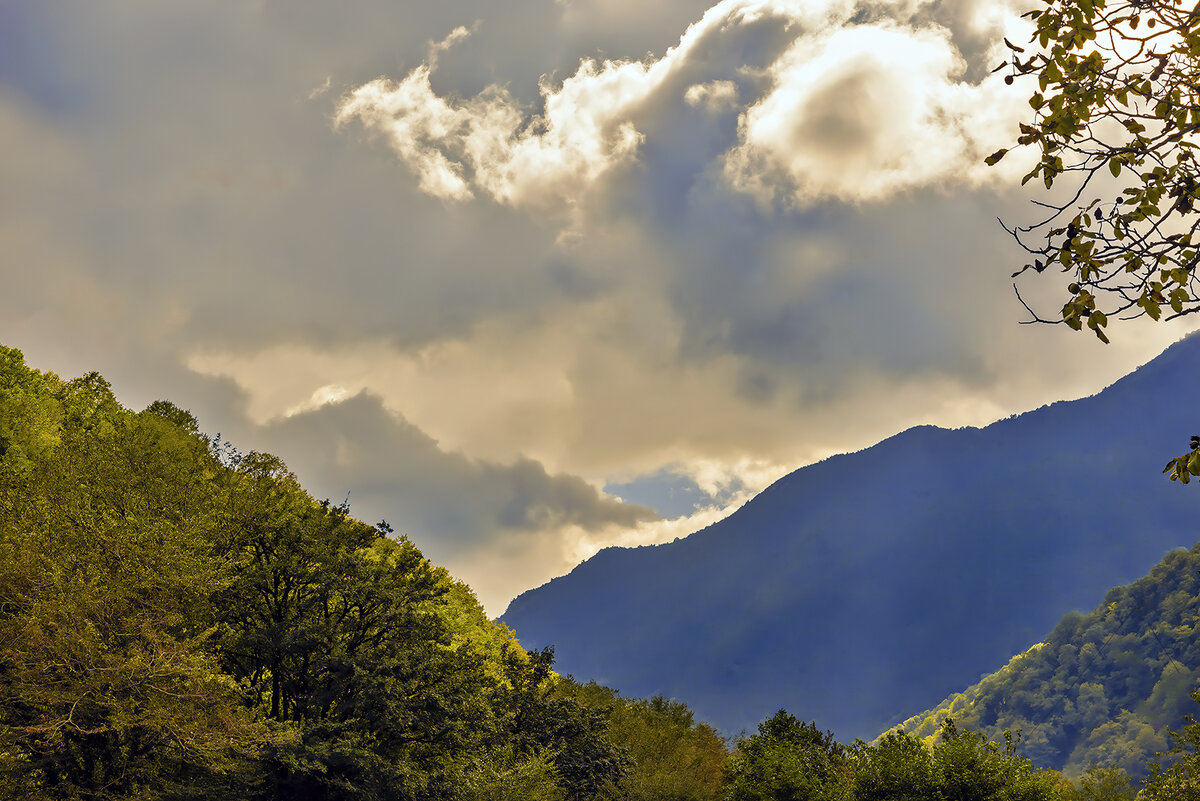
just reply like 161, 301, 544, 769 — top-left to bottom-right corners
1140, 691, 1200, 801
492, 647, 631, 801
0, 350, 266, 799
214, 452, 493, 800
851, 721, 1060, 801
931, 720, 1059, 801
722, 711, 847, 801
1076, 764, 1136, 800
989, 0, 1200, 342
850, 730, 935, 801
552, 683, 726, 801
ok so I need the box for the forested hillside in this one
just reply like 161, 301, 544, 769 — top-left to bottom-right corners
0, 345, 724, 800
896, 543, 1200, 780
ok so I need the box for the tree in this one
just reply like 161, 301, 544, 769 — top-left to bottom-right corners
1076, 764, 1136, 800
1140, 691, 1200, 800
989, 0, 1200, 485
850, 730, 935, 801
554, 684, 727, 801
851, 721, 1060, 801
596, 692, 727, 801
989, 0, 1200, 342
214, 452, 494, 800
721, 711, 847, 801
491, 647, 631, 801
0, 351, 267, 799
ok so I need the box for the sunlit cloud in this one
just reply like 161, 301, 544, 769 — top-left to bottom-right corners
336, 0, 1033, 212
684, 80, 740, 112
723, 22, 1028, 205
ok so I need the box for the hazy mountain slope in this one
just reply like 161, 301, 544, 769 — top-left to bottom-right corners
896, 543, 1200, 780
501, 333, 1200, 741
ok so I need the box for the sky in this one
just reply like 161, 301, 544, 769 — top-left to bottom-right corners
3, 0, 1197, 616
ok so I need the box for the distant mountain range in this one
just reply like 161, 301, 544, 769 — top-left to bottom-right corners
501, 333, 1200, 742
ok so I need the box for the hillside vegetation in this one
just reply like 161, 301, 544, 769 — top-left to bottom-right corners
0, 345, 724, 800
896, 543, 1200, 780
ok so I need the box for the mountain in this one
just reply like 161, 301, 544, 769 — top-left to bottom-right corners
501, 333, 1200, 741
896, 543, 1200, 780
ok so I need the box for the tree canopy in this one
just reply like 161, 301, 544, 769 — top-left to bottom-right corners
0, 344, 727, 800
990, 0, 1200, 341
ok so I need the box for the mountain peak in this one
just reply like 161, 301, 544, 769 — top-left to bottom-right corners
502, 335, 1200, 739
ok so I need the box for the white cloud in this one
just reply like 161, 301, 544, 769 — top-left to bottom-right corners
333, 0, 839, 211
723, 22, 1029, 205
684, 79, 740, 111
428, 25, 475, 69
337, 0, 1034, 212
285, 383, 351, 417
335, 58, 649, 210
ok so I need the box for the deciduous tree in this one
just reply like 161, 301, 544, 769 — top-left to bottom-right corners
990, 0, 1200, 341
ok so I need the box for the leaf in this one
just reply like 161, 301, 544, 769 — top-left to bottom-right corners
985, 149, 1009, 166
1109, 159, 1121, 177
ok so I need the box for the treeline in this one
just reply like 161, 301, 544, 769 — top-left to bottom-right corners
0, 346, 725, 800
713, 704, 1200, 801
897, 542, 1200, 779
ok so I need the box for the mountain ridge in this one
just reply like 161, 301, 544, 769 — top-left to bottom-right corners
501, 332, 1200, 740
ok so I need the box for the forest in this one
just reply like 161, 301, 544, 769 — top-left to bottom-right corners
897, 544, 1200, 780
1, 344, 1198, 801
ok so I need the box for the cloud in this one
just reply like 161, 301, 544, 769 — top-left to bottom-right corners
428, 25, 475, 69
333, 0, 810, 211
7, 0, 1200, 619
723, 22, 1029, 205
684, 80, 740, 112
335, 60, 645, 209
337, 0, 1034, 212
252, 392, 658, 613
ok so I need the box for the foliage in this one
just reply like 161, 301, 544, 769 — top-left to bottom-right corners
990, 0, 1200, 340
896, 544, 1200, 779
493, 647, 632, 801
856, 720, 1060, 801
1140, 691, 1200, 800
0, 345, 655, 800
0, 348, 268, 799
214, 452, 497, 799
722, 711, 848, 801
1162, 432, 1200, 483
559, 683, 727, 801
721, 713, 1061, 801
1074, 764, 1137, 800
